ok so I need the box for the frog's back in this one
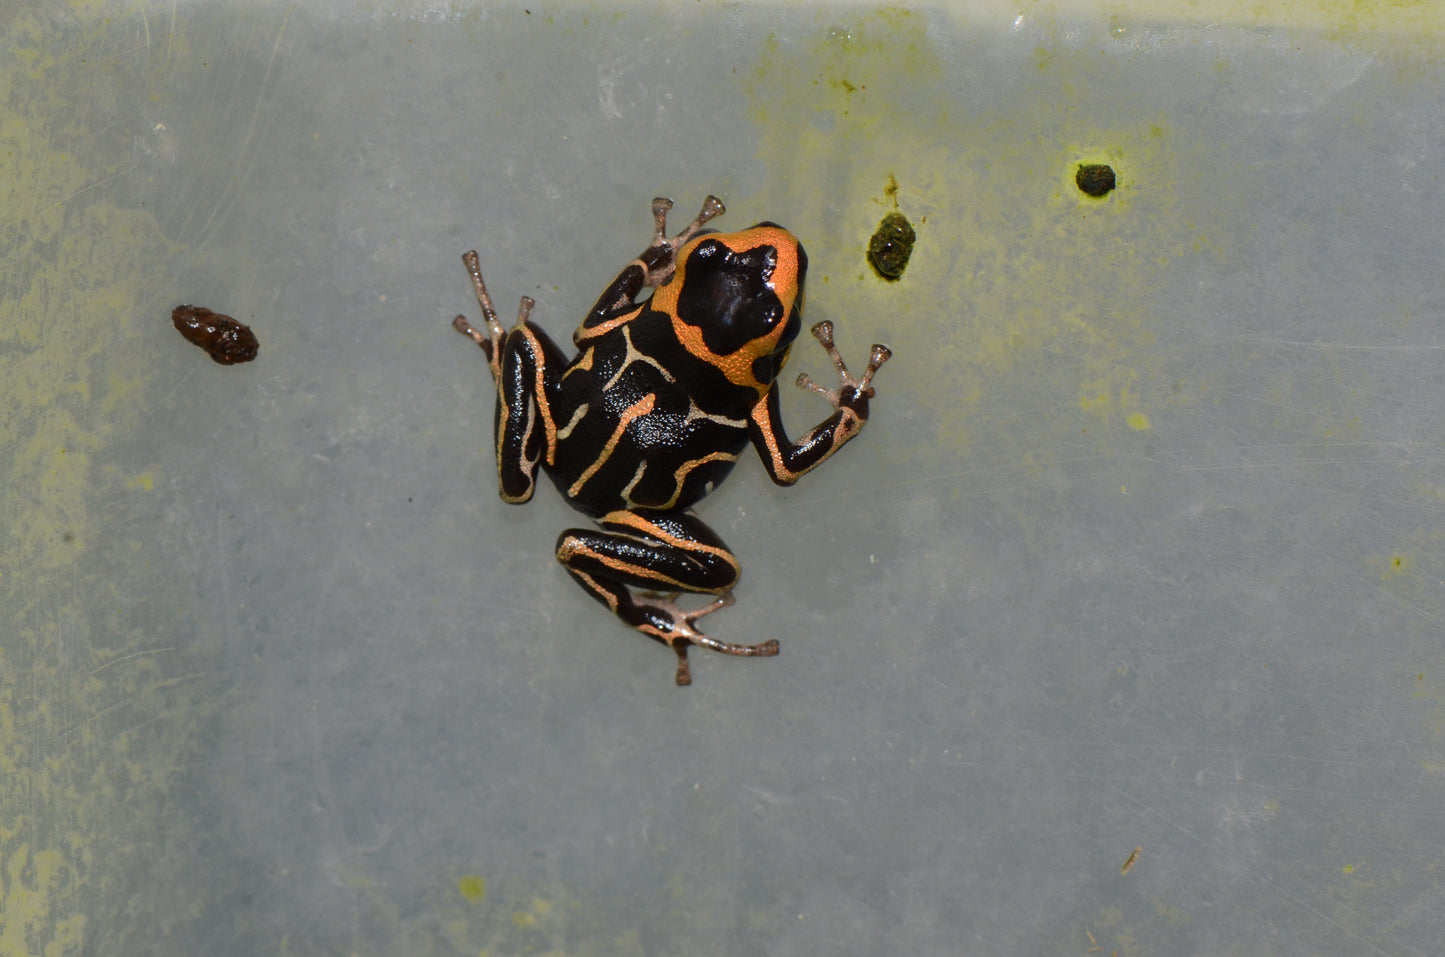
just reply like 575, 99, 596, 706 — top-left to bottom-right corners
550, 308, 759, 517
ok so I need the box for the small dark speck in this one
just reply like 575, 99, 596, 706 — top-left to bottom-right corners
63, 532, 75, 543
1076, 163, 1116, 197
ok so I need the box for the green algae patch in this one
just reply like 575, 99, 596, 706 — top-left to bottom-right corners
738, 9, 1229, 477
1, 7, 216, 954
457, 874, 487, 902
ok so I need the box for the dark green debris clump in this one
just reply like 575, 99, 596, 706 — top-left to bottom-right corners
1075, 164, 1117, 197
867, 212, 917, 281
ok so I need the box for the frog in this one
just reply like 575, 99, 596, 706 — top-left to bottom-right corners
451, 195, 891, 686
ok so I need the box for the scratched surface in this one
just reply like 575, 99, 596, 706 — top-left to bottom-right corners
4, 1, 1445, 954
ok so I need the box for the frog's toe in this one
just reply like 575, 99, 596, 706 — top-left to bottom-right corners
649, 197, 674, 246
672, 649, 693, 686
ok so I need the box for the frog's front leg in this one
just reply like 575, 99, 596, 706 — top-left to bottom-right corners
452, 250, 509, 378
554, 509, 779, 686
575, 196, 727, 343
749, 320, 892, 484
453, 254, 570, 504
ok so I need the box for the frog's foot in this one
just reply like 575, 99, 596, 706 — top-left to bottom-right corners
750, 321, 891, 486
667, 195, 726, 250
638, 195, 727, 289
633, 590, 779, 687
454, 251, 534, 380
795, 320, 892, 410
558, 510, 776, 685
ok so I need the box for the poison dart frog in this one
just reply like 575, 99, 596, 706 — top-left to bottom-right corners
451, 196, 891, 686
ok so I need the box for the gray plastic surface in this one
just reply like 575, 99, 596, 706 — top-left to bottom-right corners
5, 2, 1445, 954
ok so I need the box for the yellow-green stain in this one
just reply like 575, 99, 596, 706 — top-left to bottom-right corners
741, 7, 1209, 474
457, 874, 486, 902
1097, 1, 1445, 53
1379, 553, 1413, 580
1, 7, 214, 954
436, 879, 589, 955
1342, 863, 1355, 874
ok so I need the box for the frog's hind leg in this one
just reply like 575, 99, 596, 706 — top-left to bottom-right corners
555, 509, 778, 686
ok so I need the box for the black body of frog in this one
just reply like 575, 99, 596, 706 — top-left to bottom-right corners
452, 196, 890, 686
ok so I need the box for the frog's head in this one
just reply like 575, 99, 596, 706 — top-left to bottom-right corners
661, 224, 808, 395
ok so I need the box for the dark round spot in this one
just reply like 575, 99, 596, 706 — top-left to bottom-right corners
867, 212, 916, 281
1076, 164, 1117, 197
63, 531, 75, 543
